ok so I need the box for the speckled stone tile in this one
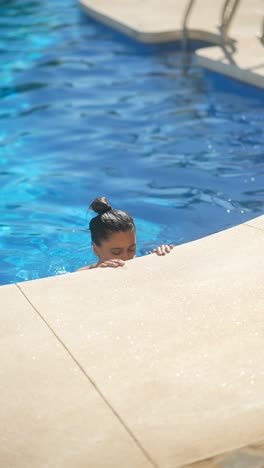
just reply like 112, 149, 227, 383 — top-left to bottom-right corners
0, 284, 155, 468
19, 222, 264, 467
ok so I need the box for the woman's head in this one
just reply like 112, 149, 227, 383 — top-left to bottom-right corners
89, 197, 136, 262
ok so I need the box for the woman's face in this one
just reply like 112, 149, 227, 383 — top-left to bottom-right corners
93, 230, 136, 262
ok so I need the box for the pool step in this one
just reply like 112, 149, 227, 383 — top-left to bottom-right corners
195, 37, 264, 89
195, 0, 264, 89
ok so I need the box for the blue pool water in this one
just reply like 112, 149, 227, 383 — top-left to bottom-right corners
0, 0, 264, 285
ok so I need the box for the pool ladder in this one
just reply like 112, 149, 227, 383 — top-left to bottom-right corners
182, 0, 264, 51
181, 0, 241, 53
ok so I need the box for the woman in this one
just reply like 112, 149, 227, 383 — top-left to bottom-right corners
78, 197, 174, 270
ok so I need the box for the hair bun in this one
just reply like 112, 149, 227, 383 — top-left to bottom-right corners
90, 197, 112, 215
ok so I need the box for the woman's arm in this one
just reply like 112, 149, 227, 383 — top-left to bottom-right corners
77, 264, 97, 271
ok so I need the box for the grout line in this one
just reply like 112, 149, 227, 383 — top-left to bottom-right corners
243, 223, 264, 234
15, 283, 159, 468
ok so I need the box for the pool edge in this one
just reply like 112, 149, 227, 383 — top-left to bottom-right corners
1, 214, 264, 467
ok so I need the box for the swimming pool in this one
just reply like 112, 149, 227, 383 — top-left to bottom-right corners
0, 0, 264, 286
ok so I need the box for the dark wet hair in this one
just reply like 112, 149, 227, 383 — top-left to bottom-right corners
89, 197, 135, 246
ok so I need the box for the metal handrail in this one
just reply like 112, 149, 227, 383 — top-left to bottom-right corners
260, 17, 264, 46
180, 0, 242, 69
181, 0, 196, 54
221, 0, 232, 26
220, 0, 241, 46
181, 0, 241, 53
182, 0, 196, 33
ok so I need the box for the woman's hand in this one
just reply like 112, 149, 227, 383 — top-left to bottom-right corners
152, 244, 174, 256
77, 259, 125, 271
97, 259, 125, 268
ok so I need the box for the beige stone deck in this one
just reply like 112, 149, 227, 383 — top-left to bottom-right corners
79, 0, 264, 88
1, 215, 264, 467
1, 1, 264, 467
79, 0, 225, 44
195, 38, 264, 90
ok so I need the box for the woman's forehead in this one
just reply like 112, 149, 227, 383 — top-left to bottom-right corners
106, 230, 136, 246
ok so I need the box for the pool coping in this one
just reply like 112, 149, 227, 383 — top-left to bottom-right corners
1, 214, 264, 467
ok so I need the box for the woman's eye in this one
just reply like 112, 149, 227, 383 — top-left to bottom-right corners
129, 247, 136, 252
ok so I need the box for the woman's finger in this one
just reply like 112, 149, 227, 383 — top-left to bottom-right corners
99, 259, 125, 268
153, 244, 175, 256
157, 245, 165, 255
